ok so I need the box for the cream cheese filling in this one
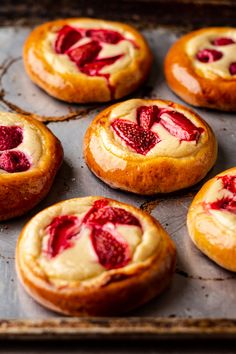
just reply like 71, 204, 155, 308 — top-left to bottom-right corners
21, 198, 161, 285
186, 29, 236, 79
101, 99, 205, 159
0, 112, 42, 173
43, 20, 138, 77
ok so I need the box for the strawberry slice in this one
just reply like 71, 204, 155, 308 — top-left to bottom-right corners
212, 37, 235, 46
207, 197, 236, 214
83, 199, 109, 224
55, 25, 82, 54
219, 175, 236, 194
80, 55, 123, 76
46, 215, 80, 258
112, 119, 160, 155
196, 49, 223, 63
93, 199, 109, 209
67, 40, 102, 67
91, 228, 131, 270
137, 105, 159, 130
226, 199, 236, 214
0, 151, 30, 173
86, 29, 124, 44
159, 109, 204, 142
86, 206, 141, 227
0, 126, 23, 151
229, 62, 236, 75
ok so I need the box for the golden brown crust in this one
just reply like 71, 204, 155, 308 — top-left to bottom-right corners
187, 167, 236, 271
83, 99, 217, 195
165, 27, 236, 111
0, 113, 63, 221
23, 18, 153, 105
16, 197, 176, 316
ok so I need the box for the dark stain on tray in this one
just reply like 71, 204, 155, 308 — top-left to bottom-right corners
139, 190, 196, 214
0, 254, 15, 260
175, 267, 236, 282
0, 57, 99, 122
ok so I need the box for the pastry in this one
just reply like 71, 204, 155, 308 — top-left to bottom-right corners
16, 196, 176, 316
0, 112, 63, 220
187, 167, 236, 271
165, 27, 236, 111
23, 18, 152, 103
84, 99, 217, 195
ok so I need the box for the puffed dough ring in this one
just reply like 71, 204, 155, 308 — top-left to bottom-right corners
16, 196, 176, 316
187, 167, 236, 271
84, 98, 217, 195
23, 18, 152, 104
165, 27, 236, 111
0, 112, 63, 221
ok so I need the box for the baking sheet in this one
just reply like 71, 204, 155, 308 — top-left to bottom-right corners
0, 25, 236, 328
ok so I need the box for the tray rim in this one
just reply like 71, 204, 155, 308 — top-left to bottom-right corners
1, 318, 236, 340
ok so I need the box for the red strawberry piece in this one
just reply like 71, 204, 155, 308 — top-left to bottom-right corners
111, 119, 160, 155
80, 55, 123, 76
46, 215, 80, 258
55, 25, 82, 54
86, 29, 124, 44
0, 126, 23, 151
67, 40, 102, 67
159, 109, 204, 142
212, 37, 235, 46
90, 228, 131, 269
219, 175, 236, 194
226, 199, 236, 214
229, 62, 236, 75
227, 199, 236, 214
207, 197, 236, 214
93, 199, 109, 209
0, 151, 30, 173
196, 48, 223, 63
82, 199, 110, 224
86, 206, 141, 227
136, 105, 159, 130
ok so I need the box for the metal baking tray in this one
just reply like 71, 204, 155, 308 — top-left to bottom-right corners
0, 22, 236, 340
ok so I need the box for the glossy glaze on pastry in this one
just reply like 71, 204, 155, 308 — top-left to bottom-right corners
16, 196, 176, 316
0, 112, 63, 220
165, 27, 236, 111
84, 99, 217, 195
187, 167, 236, 271
24, 18, 152, 104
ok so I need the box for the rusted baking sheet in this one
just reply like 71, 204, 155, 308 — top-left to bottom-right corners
0, 0, 236, 341
1, 318, 236, 340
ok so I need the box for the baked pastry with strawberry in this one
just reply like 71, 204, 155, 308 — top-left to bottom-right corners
165, 27, 236, 111
187, 167, 236, 271
0, 112, 63, 220
24, 18, 152, 103
16, 196, 176, 316
84, 99, 217, 195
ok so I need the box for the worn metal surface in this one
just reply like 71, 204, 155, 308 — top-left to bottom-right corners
0, 24, 236, 337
